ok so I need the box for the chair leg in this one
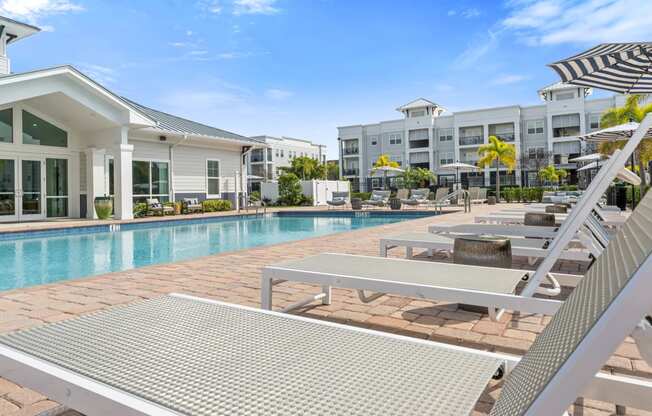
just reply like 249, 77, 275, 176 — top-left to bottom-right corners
321, 285, 332, 305
261, 277, 273, 310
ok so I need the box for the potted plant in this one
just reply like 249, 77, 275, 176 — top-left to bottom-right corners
94, 195, 113, 220
174, 201, 183, 215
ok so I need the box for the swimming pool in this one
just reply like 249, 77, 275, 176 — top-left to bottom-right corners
0, 212, 435, 291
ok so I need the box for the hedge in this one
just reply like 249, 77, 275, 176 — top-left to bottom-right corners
202, 199, 232, 212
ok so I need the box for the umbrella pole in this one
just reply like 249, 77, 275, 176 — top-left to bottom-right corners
630, 153, 637, 208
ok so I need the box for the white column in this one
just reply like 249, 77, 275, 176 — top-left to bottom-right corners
85, 147, 107, 219
114, 127, 134, 219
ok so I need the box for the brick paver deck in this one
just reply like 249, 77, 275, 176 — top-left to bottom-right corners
0, 204, 649, 415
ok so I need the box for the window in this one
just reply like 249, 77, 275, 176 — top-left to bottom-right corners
389, 133, 402, 145
369, 135, 378, 145
46, 158, 68, 217
0, 108, 12, 143
556, 92, 575, 101
439, 152, 454, 165
280, 149, 284, 157
390, 155, 402, 167
132, 160, 170, 203
438, 128, 453, 142
526, 120, 544, 135
528, 147, 546, 160
589, 113, 601, 130
410, 110, 425, 118
275, 149, 279, 157
207, 160, 220, 196
552, 114, 580, 138
22, 110, 67, 147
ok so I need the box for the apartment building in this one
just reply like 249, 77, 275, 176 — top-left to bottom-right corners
338, 84, 625, 192
246, 136, 327, 190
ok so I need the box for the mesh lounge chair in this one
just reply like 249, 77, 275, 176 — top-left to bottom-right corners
2, 210, 652, 415
362, 190, 390, 209
182, 198, 203, 213
400, 188, 430, 209
262, 132, 649, 321
146, 198, 174, 216
327, 191, 349, 209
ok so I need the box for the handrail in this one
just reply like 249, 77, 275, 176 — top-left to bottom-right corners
432, 189, 471, 213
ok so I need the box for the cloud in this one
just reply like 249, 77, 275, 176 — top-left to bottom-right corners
502, 0, 652, 45
77, 63, 117, 84
189, 50, 209, 56
447, 9, 456, 16
233, 0, 279, 15
491, 74, 530, 85
447, 7, 481, 18
453, 29, 501, 68
264, 88, 293, 100
0, 0, 83, 25
197, 0, 222, 14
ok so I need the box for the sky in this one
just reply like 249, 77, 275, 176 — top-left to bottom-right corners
2, 0, 652, 159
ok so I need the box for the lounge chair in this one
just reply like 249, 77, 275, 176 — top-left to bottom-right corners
471, 187, 488, 204
400, 188, 430, 209
362, 190, 390, 209
326, 191, 349, 209
262, 141, 646, 320
3, 217, 652, 415
146, 198, 174, 216
182, 197, 203, 213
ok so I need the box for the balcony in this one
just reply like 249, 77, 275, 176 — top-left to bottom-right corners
495, 133, 515, 142
343, 147, 359, 156
409, 139, 429, 149
459, 136, 484, 146
250, 156, 265, 163
343, 168, 359, 176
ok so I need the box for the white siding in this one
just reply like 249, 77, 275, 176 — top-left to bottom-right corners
131, 140, 170, 161
172, 144, 242, 194
79, 151, 87, 193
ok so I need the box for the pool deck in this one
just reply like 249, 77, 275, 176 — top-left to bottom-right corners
0, 204, 649, 415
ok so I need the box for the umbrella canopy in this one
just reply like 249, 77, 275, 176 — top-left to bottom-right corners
370, 165, 404, 176
577, 160, 640, 185
438, 162, 478, 172
579, 122, 652, 143
577, 161, 604, 171
569, 153, 604, 162
247, 175, 265, 180
548, 43, 652, 94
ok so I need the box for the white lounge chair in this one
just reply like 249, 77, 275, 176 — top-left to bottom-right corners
262, 127, 650, 320
3, 216, 652, 416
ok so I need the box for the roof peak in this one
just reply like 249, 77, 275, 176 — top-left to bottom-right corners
396, 97, 441, 112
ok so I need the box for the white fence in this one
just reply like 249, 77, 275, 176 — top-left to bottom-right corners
261, 180, 350, 206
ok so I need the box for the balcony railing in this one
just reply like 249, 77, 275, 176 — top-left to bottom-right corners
343, 168, 359, 176
459, 136, 484, 146
343, 147, 359, 155
409, 139, 429, 149
494, 133, 515, 142
250, 156, 264, 163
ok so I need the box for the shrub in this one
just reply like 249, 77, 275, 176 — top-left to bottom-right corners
250, 191, 261, 201
278, 173, 303, 206
351, 192, 371, 201
300, 195, 314, 206
202, 199, 232, 212
133, 203, 148, 218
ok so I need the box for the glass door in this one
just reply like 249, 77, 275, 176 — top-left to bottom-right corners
0, 158, 17, 221
19, 159, 45, 221
46, 158, 68, 217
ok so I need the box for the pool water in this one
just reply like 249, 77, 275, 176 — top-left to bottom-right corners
0, 213, 432, 291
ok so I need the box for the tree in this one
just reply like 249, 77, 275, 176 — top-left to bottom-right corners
599, 95, 652, 195
280, 156, 326, 180
518, 149, 552, 186
278, 173, 303, 206
326, 161, 340, 180
371, 154, 400, 170
477, 136, 516, 201
401, 167, 436, 189
538, 165, 568, 187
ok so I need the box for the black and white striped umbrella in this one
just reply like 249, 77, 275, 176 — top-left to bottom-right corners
549, 43, 652, 94
579, 121, 652, 142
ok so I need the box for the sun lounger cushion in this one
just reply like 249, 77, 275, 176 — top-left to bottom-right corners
0, 295, 502, 416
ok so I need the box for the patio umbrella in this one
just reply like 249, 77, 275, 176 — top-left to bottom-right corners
579, 122, 652, 143
548, 43, 652, 94
577, 160, 640, 185
569, 153, 604, 162
370, 165, 404, 190
438, 161, 478, 185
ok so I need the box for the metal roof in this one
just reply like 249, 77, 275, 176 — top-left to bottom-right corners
396, 98, 441, 111
123, 98, 262, 145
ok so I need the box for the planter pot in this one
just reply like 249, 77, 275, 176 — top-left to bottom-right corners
351, 198, 362, 210
94, 197, 113, 220
487, 196, 497, 205
389, 198, 402, 210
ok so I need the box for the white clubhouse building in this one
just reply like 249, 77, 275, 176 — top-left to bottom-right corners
338, 85, 626, 192
0, 16, 264, 222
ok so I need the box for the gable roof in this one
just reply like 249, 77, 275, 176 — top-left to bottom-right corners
0, 16, 40, 44
123, 98, 262, 145
396, 98, 441, 112
538, 81, 593, 100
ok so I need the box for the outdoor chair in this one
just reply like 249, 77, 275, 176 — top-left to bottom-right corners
471, 188, 487, 204
362, 190, 390, 209
182, 198, 203, 214
327, 191, 349, 209
400, 188, 430, 209
146, 198, 174, 216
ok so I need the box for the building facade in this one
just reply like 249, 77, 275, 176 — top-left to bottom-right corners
246, 136, 327, 189
0, 16, 263, 223
338, 88, 625, 192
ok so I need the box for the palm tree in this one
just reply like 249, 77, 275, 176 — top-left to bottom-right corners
599, 95, 652, 194
372, 154, 401, 190
538, 165, 568, 187
477, 135, 516, 201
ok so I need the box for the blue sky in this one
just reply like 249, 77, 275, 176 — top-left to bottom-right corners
3, 0, 652, 158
